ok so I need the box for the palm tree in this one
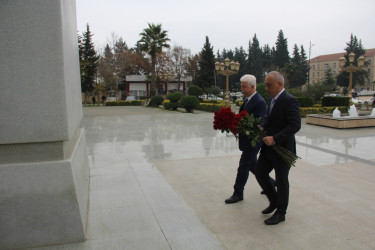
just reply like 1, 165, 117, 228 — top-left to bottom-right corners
137, 23, 170, 96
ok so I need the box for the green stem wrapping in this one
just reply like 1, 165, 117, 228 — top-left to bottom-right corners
270, 145, 301, 167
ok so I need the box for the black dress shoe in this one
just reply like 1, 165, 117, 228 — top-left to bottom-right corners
225, 195, 243, 204
264, 213, 285, 225
261, 205, 276, 214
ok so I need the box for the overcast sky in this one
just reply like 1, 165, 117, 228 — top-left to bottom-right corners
76, 0, 375, 59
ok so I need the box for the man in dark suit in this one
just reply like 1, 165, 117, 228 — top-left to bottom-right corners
225, 74, 275, 204
255, 71, 301, 225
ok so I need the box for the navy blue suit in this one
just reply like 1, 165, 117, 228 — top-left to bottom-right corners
233, 93, 267, 197
255, 90, 301, 214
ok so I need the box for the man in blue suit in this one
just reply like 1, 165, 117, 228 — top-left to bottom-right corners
255, 71, 301, 225
225, 74, 275, 204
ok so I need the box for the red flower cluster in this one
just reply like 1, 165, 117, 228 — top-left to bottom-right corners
213, 107, 235, 133
213, 107, 248, 136
231, 110, 248, 135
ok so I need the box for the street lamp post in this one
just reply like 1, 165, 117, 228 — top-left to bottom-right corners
215, 58, 240, 107
307, 41, 315, 88
339, 52, 365, 100
160, 71, 175, 95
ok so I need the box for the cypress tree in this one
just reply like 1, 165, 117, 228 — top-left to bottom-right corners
80, 24, 99, 103
247, 34, 264, 82
275, 30, 290, 70
196, 36, 215, 92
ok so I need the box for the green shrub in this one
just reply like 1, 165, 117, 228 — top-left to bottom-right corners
180, 96, 199, 112
166, 92, 183, 102
322, 96, 350, 107
163, 101, 179, 110
188, 85, 203, 97
287, 88, 304, 97
296, 97, 314, 107
149, 95, 164, 107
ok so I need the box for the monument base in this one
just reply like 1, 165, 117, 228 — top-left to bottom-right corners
0, 129, 90, 249
306, 114, 375, 128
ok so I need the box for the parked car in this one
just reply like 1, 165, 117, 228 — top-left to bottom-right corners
126, 96, 136, 101
107, 96, 117, 101
207, 95, 223, 100
351, 98, 362, 104
363, 97, 375, 105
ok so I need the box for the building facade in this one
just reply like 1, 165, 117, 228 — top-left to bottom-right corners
107, 75, 193, 100
309, 48, 375, 91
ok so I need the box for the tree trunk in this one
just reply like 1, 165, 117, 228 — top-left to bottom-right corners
150, 55, 156, 96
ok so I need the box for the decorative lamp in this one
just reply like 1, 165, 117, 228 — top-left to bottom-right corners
349, 52, 355, 63
358, 55, 365, 67
225, 57, 230, 67
215, 62, 220, 71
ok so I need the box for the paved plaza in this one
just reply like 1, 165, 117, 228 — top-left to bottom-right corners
31, 106, 375, 250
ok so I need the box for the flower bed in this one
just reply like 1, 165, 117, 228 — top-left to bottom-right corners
197, 102, 226, 112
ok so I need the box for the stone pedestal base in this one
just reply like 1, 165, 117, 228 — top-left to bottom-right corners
0, 129, 89, 249
306, 114, 375, 128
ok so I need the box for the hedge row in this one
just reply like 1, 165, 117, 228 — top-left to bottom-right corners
105, 100, 349, 118
300, 106, 348, 118
322, 96, 350, 107
199, 102, 349, 118
197, 103, 226, 112
105, 100, 144, 106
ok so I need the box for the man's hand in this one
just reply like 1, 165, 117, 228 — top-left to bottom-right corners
263, 136, 275, 146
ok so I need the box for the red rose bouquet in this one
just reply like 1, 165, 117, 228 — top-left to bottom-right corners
213, 107, 300, 166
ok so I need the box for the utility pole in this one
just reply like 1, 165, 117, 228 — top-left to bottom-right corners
307, 41, 315, 88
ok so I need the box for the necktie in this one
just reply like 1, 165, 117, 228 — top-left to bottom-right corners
269, 98, 275, 113
243, 98, 248, 107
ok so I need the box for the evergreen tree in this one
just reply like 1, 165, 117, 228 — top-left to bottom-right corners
98, 44, 116, 85
274, 30, 290, 70
262, 44, 273, 73
323, 68, 336, 87
80, 24, 99, 102
196, 36, 215, 92
233, 46, 248, 90
284, 44, 309, 88
336, 34, 368, 88
114, 37, 130, 79
285, 44, 301, 88
247, 34, 264, 82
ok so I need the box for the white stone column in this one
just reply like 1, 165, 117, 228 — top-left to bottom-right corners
0, 0, 90, 249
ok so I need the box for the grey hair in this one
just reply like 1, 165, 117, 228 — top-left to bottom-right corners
266, 71, 284, 84
240, 74, 257, 89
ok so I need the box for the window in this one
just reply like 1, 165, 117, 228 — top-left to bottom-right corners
317, 72, 320, 77
318, 64, 320, 70
333, 71, 336, 76
312, 65, 315, 70
333, 63, 336, 68
313, 72, 315, 77
324, 64, 329, 70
